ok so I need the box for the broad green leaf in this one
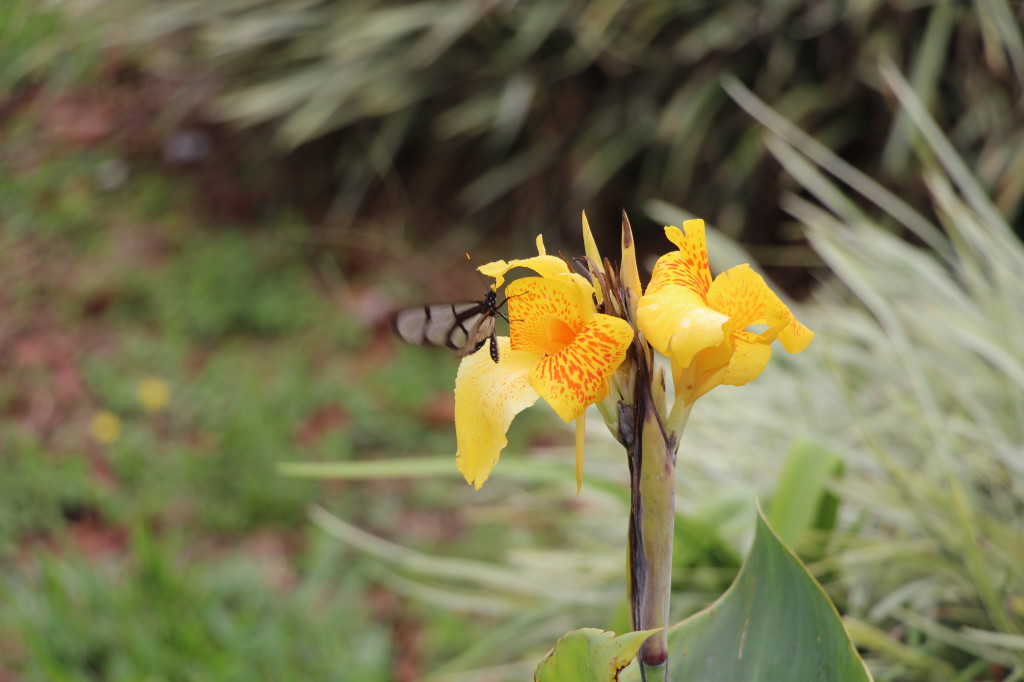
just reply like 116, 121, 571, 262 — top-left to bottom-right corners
674, 489, 750, 570
535, 628, 659, 682
767, 440, 842, 552
624, 510, 872, 682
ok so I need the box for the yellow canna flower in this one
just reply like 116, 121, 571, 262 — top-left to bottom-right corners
456, 237, 634, 490
637, 219, 814, 405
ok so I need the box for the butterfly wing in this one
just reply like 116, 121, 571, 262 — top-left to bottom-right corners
391, 293, 502, 362
454, 310, 496, 357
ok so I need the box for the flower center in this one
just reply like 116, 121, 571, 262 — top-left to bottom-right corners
544, 316, 577, 354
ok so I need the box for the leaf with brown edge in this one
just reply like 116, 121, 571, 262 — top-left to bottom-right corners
534, 628, 660, 682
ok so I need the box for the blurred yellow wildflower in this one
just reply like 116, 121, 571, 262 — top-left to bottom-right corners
138, 376, 170, 412
89, 411, 122, 444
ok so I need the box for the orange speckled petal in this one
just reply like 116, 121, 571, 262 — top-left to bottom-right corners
646, 220, 712, 297
705, 264, 776, 332
637, 284, 728, 363
531, 314, 634, 422
771, 297, 815, 352
507, 277, 590, 356
778, 317, 814, 353
707, 264, 815, 352
455, 337, 539, 489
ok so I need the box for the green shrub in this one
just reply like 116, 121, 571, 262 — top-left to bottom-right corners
63, 0, 1024, 247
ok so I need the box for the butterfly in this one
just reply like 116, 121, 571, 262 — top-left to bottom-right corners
390, 289, 505, 363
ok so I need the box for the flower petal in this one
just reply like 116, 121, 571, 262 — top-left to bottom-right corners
581, 211, 605, 307
672, 336, 732, 404
707, 264, 815, 352
619, 212, 643, 314
773, 301, 815, 353
636, 284, 728, 362
455, 337, 540, 489
706, 264, 776, 331
680, 331, 773, 403
479, 254, 572, 290
646, 220, 712, 297
480, 246, 595, 307
506, 277, 590, 356
531, 314, 634, 422
716, 331, 773, 389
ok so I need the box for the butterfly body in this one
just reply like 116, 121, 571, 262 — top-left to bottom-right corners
391, 290, 502, 363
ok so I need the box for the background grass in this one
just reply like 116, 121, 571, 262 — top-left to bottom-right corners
3, 1, 1024, 681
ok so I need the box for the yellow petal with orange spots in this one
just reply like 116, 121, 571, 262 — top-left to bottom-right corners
778, 317, 814, 353
705, 264, 777, 331
531, 313, 634, 422
455, 337, 540, 489
707, 264, 814, 352
767, 294, 815, 352
636, 284, 728, 363
646, 220, 712, 297
506, 277, 589, 356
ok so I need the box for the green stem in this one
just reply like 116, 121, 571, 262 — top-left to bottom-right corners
635, 401, 676, 677
624, 342, 690, 679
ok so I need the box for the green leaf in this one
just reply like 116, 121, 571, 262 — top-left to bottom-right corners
534, 628, 659, 682
624, 509, 872, 682
766, 440, 842, 552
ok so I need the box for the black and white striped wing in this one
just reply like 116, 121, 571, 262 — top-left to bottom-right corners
454, 310, 497, 358
391, 293, 501, 361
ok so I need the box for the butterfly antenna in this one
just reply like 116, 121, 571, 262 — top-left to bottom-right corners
466, 252, 498, 293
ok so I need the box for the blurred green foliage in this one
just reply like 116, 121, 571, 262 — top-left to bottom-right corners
58, 0, 1024, 249
4, 1, 1024, 680
154, 232, 314, 339
0, 0, 100, 90
0, 57, 586, 673
0, 430, 97, 554
0, 84, 503, 677
2, 531, 394, 681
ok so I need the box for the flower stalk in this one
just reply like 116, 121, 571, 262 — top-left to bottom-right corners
632, 384, 676, 670
448, 213, 814, 679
